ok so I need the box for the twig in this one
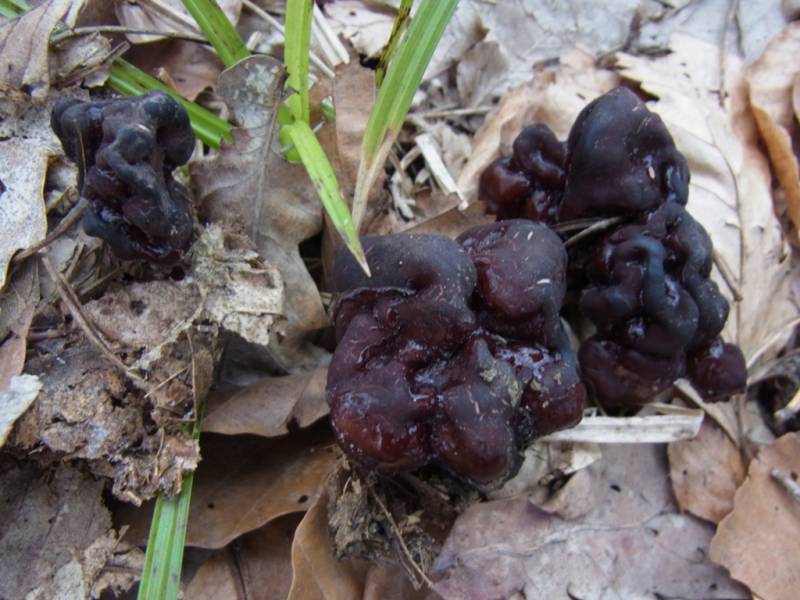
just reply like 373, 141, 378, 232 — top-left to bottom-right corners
40, 255, 148, 388
12, 196, 86, 263
745, 315, 800, 370
564, 216, 624, 248
51, 25, 207, 44
771, 468, 800, 504
712, 248, 743, 302
369, 488, 434, 589
144, 366, 190, 399
411, 106, 493, 119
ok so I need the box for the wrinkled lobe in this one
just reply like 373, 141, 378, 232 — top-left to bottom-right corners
52, 90, 196, 262
327, 226, 585, 488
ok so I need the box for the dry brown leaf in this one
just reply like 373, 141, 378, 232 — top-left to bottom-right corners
710, 433, 800, 600
746, 22, 800, 241
185, 514, 301, 600
432, 444, 747, 599
125, 39, 223, 100
203, 366, 329, 437
333, 59, 375, 196
115, 0, 241, 44
288, 489, 369, 600
0, 0, 83, 103
118, 429, 337, 549
0, 265, 36, 390
457, 48, 619, 204
668, 418, 746, 524
616, 34, 796, 360
0, 462, 130, 600
191, 56, 330, 371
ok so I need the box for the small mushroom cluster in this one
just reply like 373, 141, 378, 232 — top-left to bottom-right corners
480, 87, 746, 407
52, 90, 196, 262
327, 221, 586, 488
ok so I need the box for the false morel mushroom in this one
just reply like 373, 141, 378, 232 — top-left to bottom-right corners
327, 222, 585, 488
479, 86, 746, 406
52, 90, 196, 262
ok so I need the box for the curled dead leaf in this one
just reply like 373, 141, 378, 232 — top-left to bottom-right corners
746, 22, 800, 242
710, 433, 800, 600
204, 366, 329, 437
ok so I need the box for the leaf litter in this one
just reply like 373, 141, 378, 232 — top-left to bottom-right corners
1, 1, 800, 598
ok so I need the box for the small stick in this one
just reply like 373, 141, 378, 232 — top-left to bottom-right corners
51, 25, 207, 44
712, 248, 743, 302
564, 217, 624, 248
771, 468, 800, 504
40, 255, 148, 388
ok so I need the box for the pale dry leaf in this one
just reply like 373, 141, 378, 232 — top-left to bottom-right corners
185, 514, 301, 600
0, 137, 55, 289
323, 1, 395, 58
288, 489, 369, 600
668, 418, 746, 524
746, 22, 800, 241
0, 0, 84, 103
0, 463, 115, 600
0, 374, 41, 446
203, 366, 328, 437
193, 224, 284, 350
794, 75, 800, 124
117, 429, 337, 549
432, 444, 747, 600
426, 0, 657, 105
457, 48, 619, 203
191, 56, 330, 371
710, 433, 800, 600
115, 0, 242, 44
616, 33, 796, 360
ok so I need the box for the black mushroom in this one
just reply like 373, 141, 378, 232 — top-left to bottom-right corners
51, 90, 196, 262
327, 222, 585, 488
477, 86, 746, 406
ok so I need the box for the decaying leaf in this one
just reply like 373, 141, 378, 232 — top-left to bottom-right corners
117, 429, 338, 549
115, 0, 242, 44
204, 366, 329, 437
191, 56, 330, 371
745, 22, 800, 241
616, 34, 797, 360
0, 262, 38, 391
432, 444, 748, 599
0, 462, 133, 600
0, 0, 84, 104
12, 335, 201, 503
323, 1, 395, 59
186, 514, 301, 600
710, 433, 800, 600
668, 418, 746, 524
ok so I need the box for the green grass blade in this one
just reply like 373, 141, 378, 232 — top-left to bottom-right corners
136, 474, 195, 600
0, 5, 18, 18
375, 0, 413, 89
283, 0, 312, 124
353, 0, 459, 229
109, 60, 234, 149
286, 121, 369, 274
181, 0, 250, 68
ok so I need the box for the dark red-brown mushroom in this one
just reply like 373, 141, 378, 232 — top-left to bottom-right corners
52, 90, 196, 262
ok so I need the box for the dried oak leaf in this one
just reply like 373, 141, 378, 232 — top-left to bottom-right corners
432, 444, 747, 600
668, 418, 745, 524
185, 514, 301, 600
0, 462, 134, 600
710, 433, 800, 600
191, 56, 329, 371
203, 366, 329, 437
746, 22, 800, 242
117, 429, 337, 549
